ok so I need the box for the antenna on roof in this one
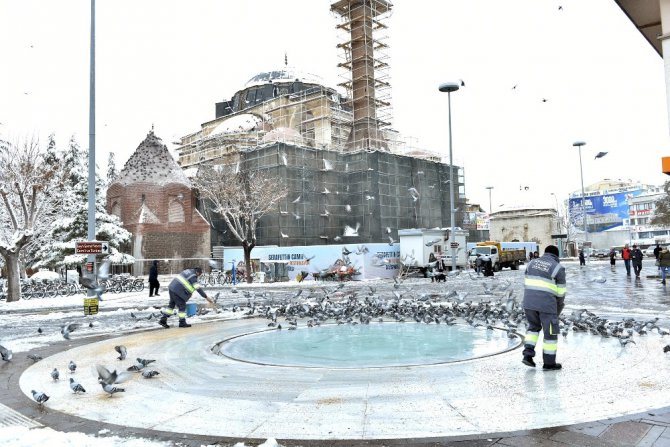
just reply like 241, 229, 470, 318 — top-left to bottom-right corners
284, 51, 288, 67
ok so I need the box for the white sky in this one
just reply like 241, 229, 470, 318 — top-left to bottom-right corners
1, 0, 668, 213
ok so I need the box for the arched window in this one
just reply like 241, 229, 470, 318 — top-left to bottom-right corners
168, 198, 185, 223
111, 201, 122, 219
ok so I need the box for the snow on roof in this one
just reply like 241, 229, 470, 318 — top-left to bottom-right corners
112, 130, 191, 187
244, 67, 324, 88
211, 113, 263, 136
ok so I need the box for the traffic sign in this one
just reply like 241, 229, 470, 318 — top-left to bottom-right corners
75, 241, 109, 255
450, 242, 459, 248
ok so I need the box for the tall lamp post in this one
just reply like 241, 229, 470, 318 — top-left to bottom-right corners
550, 192, 562, 257
573, 141, 587, 256
485, 186, 494, 214
439, 82, 460, 271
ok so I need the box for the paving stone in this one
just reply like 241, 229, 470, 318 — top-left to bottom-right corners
498, 435, 567, 446
551, 430, 625, 447
599, 421, 651, 445
639, 426, 667, 446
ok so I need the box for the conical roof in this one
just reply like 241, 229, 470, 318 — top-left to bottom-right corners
113, 130, 191, 187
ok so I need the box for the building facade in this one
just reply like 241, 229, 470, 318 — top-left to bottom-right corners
106, 131, 211, 275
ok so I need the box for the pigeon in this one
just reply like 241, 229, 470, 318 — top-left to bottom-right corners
100, 382, 125, 397
208, 259, 222, 270
68, 360, 77, 373
115, 346, 127, 363
142, 370, 160, 379
344, 205, 352, 213
0, 344, 12, 361
60, 323, 80, 340
292, 195, 301, 203
69, 378, 86, 394
27, 354, 42, 363
619, 338, 636, 347
31, 390, 49, 405
127, 360, 146, 372
664, 345, 670, 353
136, 357, 156, 367
344, 223, 360, 237
95, 364, 131, 385
51, 368, 59, 381
342, 247, 352, 256
322, 159, 333, 171
79, 259, 112, 299
280, 151, 287, 166
388, 236, 396, 246
425, 239, 441, 247
408, 187, 420, 202
281, 231, 289, 238
37, 327, 43, 335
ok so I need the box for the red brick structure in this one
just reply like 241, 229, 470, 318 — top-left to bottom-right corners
106, 130, 210, 275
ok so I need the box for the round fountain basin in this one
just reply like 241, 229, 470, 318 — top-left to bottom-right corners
216, 323, 521, 368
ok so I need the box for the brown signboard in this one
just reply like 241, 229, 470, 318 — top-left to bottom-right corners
75, 241, 109, 254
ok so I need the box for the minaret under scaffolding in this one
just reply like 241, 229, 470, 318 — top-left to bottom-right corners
330, 0, 393, 152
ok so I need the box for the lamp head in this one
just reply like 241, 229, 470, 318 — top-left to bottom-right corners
573, 141, 586, 148
439, 82, 460, 93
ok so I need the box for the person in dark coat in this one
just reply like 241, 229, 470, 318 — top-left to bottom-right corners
578, 250, 586, 266
631, 244, 644, 279
159, 267, 213, 328
609, 248, 616, 270
522, 245, 566, 370
149, 260, 160, 297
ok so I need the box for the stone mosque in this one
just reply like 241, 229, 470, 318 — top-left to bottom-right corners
107, 1, 473, 265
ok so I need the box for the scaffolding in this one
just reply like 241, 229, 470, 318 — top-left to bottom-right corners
331, 0, 394, 152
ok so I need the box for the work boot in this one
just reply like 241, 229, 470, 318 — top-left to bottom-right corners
522, 356, 536, 368
178, 319, 192, 328
158, 315, 170, 329
663, 280, 666, 285
543, 363, 562, 371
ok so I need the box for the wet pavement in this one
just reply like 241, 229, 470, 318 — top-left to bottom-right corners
3, 257, 670, 445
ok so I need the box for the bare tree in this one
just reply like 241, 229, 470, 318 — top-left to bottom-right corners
193, 164, 288, 283
651, 180, 670, 226
0, 137, 62, 302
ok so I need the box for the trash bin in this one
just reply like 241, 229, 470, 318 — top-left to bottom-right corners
186, 302, 197, 317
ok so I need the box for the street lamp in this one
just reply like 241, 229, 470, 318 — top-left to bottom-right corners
439, 82, 460, 271
550, 192, 562, 257
573, 141, 587, 257
486, 186, 494, 214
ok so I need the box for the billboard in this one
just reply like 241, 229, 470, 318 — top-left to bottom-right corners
568, 189, 643, 233
224, 243, 400, 281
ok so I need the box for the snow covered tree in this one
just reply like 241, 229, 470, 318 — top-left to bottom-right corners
106, 152, 118, 186
651, 180, 670, 226
193, 164, 287, 283
30, 137, 131, 271
0, 136, 63, 302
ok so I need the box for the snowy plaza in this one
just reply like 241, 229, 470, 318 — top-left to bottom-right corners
3, 258, 670, 446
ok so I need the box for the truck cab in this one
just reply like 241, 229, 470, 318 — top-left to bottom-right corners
468, 241, 525, 271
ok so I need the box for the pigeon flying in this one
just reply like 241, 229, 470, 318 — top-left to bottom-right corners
115, 345, 127, 360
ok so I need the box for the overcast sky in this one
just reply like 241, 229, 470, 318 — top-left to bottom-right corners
1, 0, 668, 213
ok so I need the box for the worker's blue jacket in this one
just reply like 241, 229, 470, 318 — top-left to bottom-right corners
168, 269, 207, 301
522, 253, 566, 314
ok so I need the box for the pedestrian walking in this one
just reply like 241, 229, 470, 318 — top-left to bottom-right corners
609, 248, 616, 270
474, 254, 483, 276
578, 249, 586, 266
622, 244, 631, 276
654, 243, 662, 272
521, 245, 566, 370
659, 246, 670, 285
158, 267, 213, 329
631, 244, 643, 279
148, 260, 160, 297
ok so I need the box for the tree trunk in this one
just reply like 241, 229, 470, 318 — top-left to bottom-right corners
4, 253, 22, 302
243, 243, 254, 284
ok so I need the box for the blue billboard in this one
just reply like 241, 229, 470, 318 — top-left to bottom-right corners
568, 189, 643, 233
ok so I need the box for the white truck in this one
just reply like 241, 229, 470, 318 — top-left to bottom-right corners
398, 228, 468, 272
468, 241, 527, 271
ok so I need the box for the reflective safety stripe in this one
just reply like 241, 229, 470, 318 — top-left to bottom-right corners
177, 312, 186, 319
162, 308, 174, 316
175, 274, 196, 293
525, 277, 562, 296
543, 340, 558, 354
524, 332, 539, 346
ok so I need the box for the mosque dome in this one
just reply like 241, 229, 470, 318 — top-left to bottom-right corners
244, 67, 324, 88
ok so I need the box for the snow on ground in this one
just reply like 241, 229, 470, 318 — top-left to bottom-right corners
0, 425, 282, 447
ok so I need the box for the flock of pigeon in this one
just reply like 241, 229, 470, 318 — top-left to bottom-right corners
3, 266, 670, 408
21, 343, 160, 406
